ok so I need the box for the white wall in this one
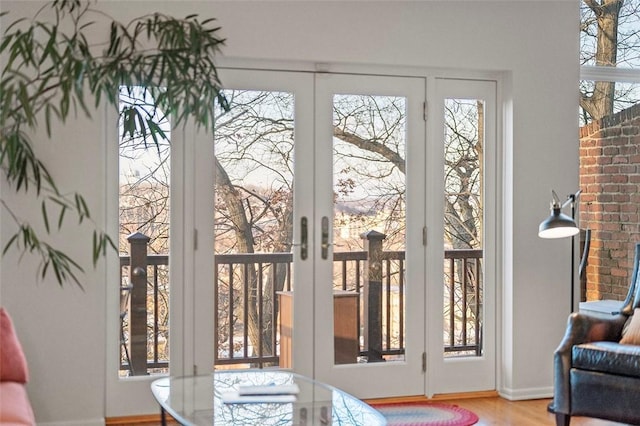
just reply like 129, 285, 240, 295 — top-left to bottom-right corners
0, 1, 579, 423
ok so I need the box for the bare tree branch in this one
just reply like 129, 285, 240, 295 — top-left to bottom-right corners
333, 127, 406, 174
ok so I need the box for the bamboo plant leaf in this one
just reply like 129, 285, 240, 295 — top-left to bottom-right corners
0, 2, 228, 286
41, 200, 50, 233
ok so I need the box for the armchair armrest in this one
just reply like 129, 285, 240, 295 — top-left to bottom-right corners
553, 312, 628, 414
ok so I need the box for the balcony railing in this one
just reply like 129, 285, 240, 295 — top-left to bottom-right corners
119, 231, 482, 375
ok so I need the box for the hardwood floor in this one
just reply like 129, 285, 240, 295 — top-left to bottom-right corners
107, 397, 629, 425
435, 397, 625, 426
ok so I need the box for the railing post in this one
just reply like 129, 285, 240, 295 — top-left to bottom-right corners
128, 232, 150, 375
361, 230, 386, 362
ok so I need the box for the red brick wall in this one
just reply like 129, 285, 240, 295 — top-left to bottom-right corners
579, 103, 640, 301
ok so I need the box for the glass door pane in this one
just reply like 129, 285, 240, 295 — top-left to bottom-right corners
314, 73, 425, 399
108, 86, 179, 417
118, 87, 171, 377
214, 89, 296, 368
443, 98, 484, 358
427, 78, 496, 395
212, 69, 315, 376
332, 94, 407, 364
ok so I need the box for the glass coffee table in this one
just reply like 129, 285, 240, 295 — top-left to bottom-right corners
151, 369, 386, 425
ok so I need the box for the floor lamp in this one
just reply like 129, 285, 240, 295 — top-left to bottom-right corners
538, 189, 581, 312
539, 189, 589, 414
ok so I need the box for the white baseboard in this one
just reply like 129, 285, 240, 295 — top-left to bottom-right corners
499, 386, 553, 401
38, 419, 104, 426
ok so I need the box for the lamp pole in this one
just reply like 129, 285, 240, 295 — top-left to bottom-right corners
569, 193, 577, 313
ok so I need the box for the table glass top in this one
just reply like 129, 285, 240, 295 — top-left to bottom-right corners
151, 370, 386, 425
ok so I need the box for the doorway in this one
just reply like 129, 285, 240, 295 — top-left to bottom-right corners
212, 70, 428, 397
107, 69, 499, 414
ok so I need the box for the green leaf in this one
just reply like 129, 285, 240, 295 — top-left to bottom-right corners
2, 234, 19, 256
1, 2, 227, 286
41, 201, 50, 233
92, 231, 98, 260
41, 260, 50, 280
17, 84, 35, 126
74, 193, 90, 222
56, 203, 67, 230
39, 24, 58, 66
44, 104, 53, 137
0, 32, 14, 54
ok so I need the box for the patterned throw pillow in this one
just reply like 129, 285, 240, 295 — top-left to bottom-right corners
620, 308, 640, 346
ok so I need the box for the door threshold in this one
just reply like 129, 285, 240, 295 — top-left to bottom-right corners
364, 390, 498, 404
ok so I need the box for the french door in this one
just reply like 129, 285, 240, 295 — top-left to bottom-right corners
426, 77, 497, 395
313, 73, 426, 398
212, 69, 316, 379
106, 68, 498, 417
106, 110, 216, 417
213, 69, 427, 398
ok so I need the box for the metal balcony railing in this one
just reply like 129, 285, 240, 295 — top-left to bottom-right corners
119, 232, 482, 375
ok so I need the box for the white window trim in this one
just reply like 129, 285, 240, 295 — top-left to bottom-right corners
581, 65, 640, 83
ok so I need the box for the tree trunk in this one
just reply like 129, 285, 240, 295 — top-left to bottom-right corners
214, 157, 263, 360
260, 205, 294, 357
581, 0, 623, 120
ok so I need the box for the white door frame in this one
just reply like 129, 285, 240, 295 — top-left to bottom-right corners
425, 77, 498, 396
214, 69, 317, 378
105, 68, 503, 416
313, 73, 427, 398
105, 113, 214, 417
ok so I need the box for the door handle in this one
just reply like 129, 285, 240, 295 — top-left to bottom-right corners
321, 216, 330, 260
300, 216, 308, 260
293, 217, 309, 259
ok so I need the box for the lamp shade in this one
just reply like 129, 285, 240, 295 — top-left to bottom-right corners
538, 206, 579, 239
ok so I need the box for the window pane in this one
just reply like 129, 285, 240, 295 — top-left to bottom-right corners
581, 1, 640, 68
118, 87, 171, 377
332, 94, 407, 364
579, 80, 640, 124
443, 98, 484, 358
213, 90, 295, 369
